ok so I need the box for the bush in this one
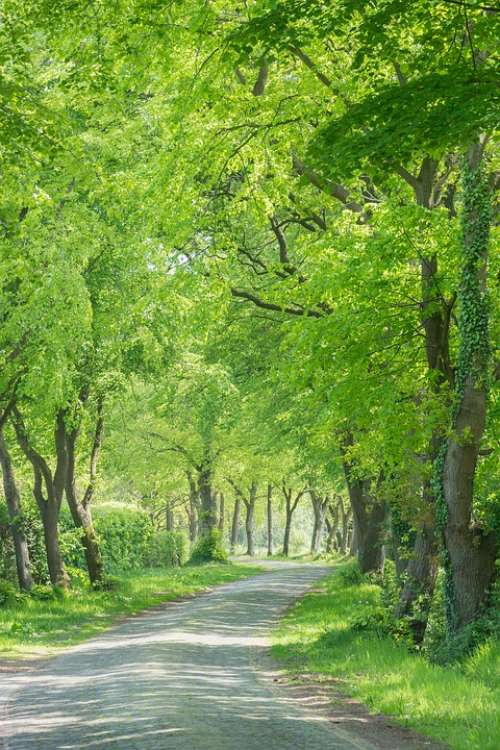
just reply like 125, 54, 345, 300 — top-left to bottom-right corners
339, 559, 364, 585
30, 584, 55, 601
0, 579, 18, 606
189, 529, 228, 564
148, 531, 187, 568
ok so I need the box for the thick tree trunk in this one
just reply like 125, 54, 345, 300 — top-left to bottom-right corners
230, 496, 241, 553
442, 145, 497, 631
197, 451, 217, 537
266, 483, 273, 556
0, 431, 33, 591
40, 502, 66, 586
393, 157, 455, 638
12, 408, 69, 588
64, 413, 104, 586
341, 434, 387, 573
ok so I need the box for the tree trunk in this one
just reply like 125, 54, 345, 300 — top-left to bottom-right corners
310, 491, 328, 555
186, 471, 199, 543
340, 434, 387, 573
218, 492, 225, 532
340, 503, 351, 554
396, 519, 439, 643
350, 516, 358, 556
41, 500, 67, 587
197, 450, 217, 537
244, 482, 257, 556
0, 430, 33, 591
266, 483, 273, 556
282, 510, 292, 557
230, 496, 241, 553
395, 157, 455, 637
166, 503, 175, 531
64, 413, 104, 586
442, 144, 498, 631
281, 486, 304, 557
12, 408, 69, 588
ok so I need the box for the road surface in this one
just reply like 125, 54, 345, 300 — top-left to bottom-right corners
1, 563, 376, 750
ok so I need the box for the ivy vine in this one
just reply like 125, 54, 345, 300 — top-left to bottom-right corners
433, 156, 492, 636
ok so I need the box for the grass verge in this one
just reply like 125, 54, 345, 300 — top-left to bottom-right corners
272, 564, 500, 750
0, 563, 264, 659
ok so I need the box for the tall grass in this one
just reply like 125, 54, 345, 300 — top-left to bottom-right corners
273, 565, 500, 750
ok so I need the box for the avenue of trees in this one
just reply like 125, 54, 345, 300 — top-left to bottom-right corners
0, 1, 498, 660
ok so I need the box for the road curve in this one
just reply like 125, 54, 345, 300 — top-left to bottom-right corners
1, 563, 376, 750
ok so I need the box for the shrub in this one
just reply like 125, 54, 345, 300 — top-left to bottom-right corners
149, 531, 187, 568
339, 559, 364, 585
30, 584, 55, 601
0, 579, 18, 606
189, 529, 228, 564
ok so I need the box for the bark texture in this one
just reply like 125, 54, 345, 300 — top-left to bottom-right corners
64, 403, 104, 585
282, 485, 304, 557
442, 144, 498, 630
0, 430, 33, 591
230, 495, 241, 553
340, 433, 387, 574
12, 408, 69, 587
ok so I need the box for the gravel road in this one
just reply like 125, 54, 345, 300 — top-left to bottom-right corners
0, 563, 376, 750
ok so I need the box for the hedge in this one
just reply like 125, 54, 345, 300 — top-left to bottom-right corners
0, 499, 187, 585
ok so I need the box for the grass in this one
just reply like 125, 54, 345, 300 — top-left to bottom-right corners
0, 562, 264, 659
272, 564, 500, 750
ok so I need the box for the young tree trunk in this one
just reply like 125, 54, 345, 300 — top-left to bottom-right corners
230, 496, 241, 553
186, 471, 199, 543
12, 408, 69, 588
243, 482, 257, 556
309, 491, 328, 555
266, 483, 273, 556
442, 144, 498, 631
281, 486, 304, 557
64, 406, 104, 585
0, 430, 33, 591
282, 510, 292, 557
350, 516, 358, 556
166, 503, 175, 531
340, 502, 352, 554
340, 433, 387, 573
325, 498, 342, 553
218, 492, 225, 532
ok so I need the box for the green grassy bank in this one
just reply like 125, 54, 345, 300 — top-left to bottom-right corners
273, 565, 499, 750
0, 563, 263, 659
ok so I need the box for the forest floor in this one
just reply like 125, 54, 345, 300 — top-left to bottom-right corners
0, 563, 264, 660
0, 561, 449, 750
273, 563, 499, 750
